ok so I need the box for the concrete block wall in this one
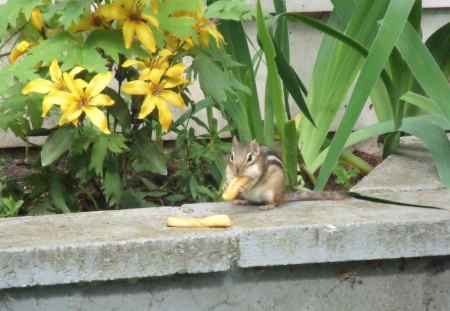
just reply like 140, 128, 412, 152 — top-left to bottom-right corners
0, 138, 449, 310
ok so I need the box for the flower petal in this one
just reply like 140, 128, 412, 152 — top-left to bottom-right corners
22, 79, 58, 94
122, 59, 145, 68
44, 91, 79, 107
163, 76, 190, 88
59, 104, 83, 125
142, 14, 159, 27
136, 22, 156, 52
156, 100, 172, 133
96, 4, 128, 21
89, 94, 115, 107
123, 20, 137, 49
159, 90, 186, 110
165, 63, 185, 77
149, 68, 163, 85
41, 97, 54, 116
121, 80, 150, 95
138, 95, 156, 119
63, 72, 84, 97
83, 106, 111, 134
85, 71, 111, 97
75, 79, 88, 89
69, 66, 85, 77
49, 59, 62, 84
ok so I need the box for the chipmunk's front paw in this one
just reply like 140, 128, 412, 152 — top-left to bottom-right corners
222, 181, 229, 191
238, 185, 248, 193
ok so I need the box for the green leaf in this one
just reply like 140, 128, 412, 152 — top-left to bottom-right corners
400, 92, 443, 117
217, 20, 263, 141
425, 22, 450, 79
43, 1, 93, 30
155, 0, 202, 43
396, 22, 450, 122
41, 126, 76, 166
282, 120, 298, 186
0, 0, 44, 34
191, 47, 249, 103
27, 95, 44, 130
84, 30, 148, 63
256, 0, 286, 144
189, 176, 199, 200
103, 157, 122, 207
298, 0, 390, 168
173, 98, 215, 127
272, 38, 313, 125
89, 136, 108, 177
104, 87, 132, 132
312, 114, 450, 190
131, 142, 167, 175
49, 173, 72, 214
348, 192, 443, 210
107, 133, 129, 153
316, 0, 416, 190
119, 190, 150, 209
205, 0, 257, 21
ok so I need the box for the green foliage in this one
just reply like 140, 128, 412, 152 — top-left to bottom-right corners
333, 163, 359, 189
0, 196, 24, 217
252, 0, 450, 191
0, 0, 247, 216
205, 0, 257, 21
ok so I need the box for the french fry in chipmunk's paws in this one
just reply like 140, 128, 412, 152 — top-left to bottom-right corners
222, 176, 250, 202
166, 214, 233, 227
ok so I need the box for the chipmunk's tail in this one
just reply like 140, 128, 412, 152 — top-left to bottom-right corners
284, 190, 349, 202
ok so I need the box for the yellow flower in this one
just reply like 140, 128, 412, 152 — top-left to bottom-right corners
22, 59, 86, 116
193, 13, 225, 48
121, 64, 189, 132
122, 48, 173, 77
30, 8, 44, 33
97, 0, 159, 52
68, 9, 109, 33
172, 10, 225, 49
43, 72, 115, 134
10, 41, 37, 64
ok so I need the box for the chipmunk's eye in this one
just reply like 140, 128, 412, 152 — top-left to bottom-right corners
230, 152, 234, 162
246, 153, 253, 163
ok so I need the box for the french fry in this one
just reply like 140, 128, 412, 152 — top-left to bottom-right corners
166, 214, 233, 227
222, 176, 250, 202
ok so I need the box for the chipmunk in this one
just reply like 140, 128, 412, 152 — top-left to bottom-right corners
224, 137, 348, 210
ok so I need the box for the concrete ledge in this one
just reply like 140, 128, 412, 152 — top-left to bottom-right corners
0, 140, 449, 289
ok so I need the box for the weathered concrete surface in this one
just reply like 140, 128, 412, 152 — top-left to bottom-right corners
1, 139, 449, 291
0, 207, 240, 289
0, 139, 450, 311
1, 257, 449, 311
352, 139, 446, 193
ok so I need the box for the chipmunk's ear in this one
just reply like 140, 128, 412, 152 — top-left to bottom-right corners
232, 136, 239, 147
250, 139, 259, 154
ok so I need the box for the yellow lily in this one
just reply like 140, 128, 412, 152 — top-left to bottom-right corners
121, 64, 189, 132
10, 41, 37, 64
97, 0, 159, 52
43, 72, 114, 134
122, 48, 173, 77
193, 13, 225, 48
68, 9, 109, 33
172, 10, 225, 49
22, 59, 86, 116
30, 8, 44, 34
